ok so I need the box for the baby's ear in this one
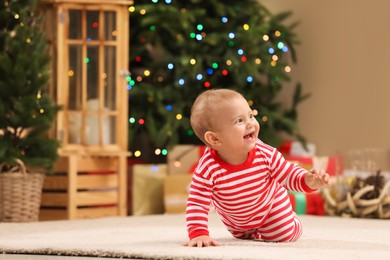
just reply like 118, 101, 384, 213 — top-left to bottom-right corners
204, 131, 220, 146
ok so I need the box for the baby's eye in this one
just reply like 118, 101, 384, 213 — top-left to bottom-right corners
236, 118, 243, 123
249, 114, 254, 118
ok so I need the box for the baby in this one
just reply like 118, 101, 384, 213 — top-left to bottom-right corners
184, 89, 330, 247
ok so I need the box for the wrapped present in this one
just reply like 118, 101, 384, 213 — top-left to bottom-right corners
163, 174, 193, 214
287, 155, 343, 176
278, 141, 316, 157
288, 191, 325, 216
168, 145, 206, 175
132, 164, 167, 215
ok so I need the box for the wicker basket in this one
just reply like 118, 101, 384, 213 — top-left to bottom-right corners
323, 180, 390, 219
0, 159, 45, 222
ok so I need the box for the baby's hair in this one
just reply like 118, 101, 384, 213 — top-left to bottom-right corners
190, 89, 244, 145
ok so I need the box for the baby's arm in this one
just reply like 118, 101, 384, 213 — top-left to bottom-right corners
304, 169, 331, 190
183, 235, 221, 247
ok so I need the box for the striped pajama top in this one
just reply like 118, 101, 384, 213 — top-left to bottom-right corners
186, 139, 315, 240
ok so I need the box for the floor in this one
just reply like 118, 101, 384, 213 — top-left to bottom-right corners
0, 255, 121, 260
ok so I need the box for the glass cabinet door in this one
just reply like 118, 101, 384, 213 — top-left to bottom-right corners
65, 8, 119, 146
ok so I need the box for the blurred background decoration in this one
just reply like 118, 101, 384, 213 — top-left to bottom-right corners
128, 0, 310, 162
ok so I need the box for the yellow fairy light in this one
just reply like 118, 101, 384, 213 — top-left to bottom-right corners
272, 55, 278, 61
26, 38, 31, 43
190, 58, 196, 65
176, 114, 183, 120
255, 58, 261, 64
134, 150, 141, 157
226, 60, 232, 66
243, 24, 249, 30
40, 108, 44, 114
14, 14, 19, 19
129, 6, 135, 12
155, 149, 161, 155
263, 35, 269, 41
140, 9, 146, 15
144, 70, 150, 76
68, 70, 74, 77
275, 30, 281, 37
248, 100, 254, 106
285, 66, 292, 73
253, 109, 258, 116
262, 116, 268, 122
271, 60, 277, 67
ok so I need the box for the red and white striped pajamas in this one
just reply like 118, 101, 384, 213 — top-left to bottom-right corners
186, 140, 315, 242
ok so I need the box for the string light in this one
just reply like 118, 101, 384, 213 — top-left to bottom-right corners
128, 6, 296, 158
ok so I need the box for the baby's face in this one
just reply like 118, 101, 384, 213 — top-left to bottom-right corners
211, 95, 260, 154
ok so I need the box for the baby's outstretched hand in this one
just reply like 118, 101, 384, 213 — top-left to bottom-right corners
305, 169, 331, 190
183, 235, 221, 247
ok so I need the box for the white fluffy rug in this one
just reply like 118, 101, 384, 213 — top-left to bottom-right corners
0, 212, 389, 260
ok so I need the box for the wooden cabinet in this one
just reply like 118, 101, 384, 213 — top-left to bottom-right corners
40, 0, 132, 220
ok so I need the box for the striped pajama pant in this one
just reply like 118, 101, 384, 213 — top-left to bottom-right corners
228, 188, 303, 242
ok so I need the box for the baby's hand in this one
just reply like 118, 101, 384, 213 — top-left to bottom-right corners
183, 235, 221, 247
305, 169, 331, 190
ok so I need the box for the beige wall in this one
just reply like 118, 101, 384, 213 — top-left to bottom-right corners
262, 0, 390, 156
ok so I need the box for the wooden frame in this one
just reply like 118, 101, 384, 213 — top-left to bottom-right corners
40, 0, 132, 220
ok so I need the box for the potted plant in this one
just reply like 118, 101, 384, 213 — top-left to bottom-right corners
0, 0, 60, 222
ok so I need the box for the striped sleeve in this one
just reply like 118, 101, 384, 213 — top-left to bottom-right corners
262, 143, 316, 193
185, 154, 214, 240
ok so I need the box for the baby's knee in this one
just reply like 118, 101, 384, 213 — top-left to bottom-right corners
260, 218, 303, 242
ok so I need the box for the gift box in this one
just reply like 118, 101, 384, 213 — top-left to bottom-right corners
163, 174, 193, 214
287, 155, 343, 176
288, 191, 325, 216
168, 145, 206, 175
279, 141, 316, 157
132, 164, 167, 215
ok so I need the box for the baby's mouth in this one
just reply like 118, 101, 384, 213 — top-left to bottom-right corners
244, 132, 254, 140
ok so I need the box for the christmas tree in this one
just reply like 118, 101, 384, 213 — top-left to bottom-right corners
0, 0, 59, 171
128, 0, 309, 161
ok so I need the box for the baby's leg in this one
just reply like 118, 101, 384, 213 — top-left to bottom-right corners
256, 188, 303, 242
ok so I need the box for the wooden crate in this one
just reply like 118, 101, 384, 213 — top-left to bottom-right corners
40, 151, 128, 220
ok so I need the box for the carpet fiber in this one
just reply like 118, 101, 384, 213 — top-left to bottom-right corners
0, 212, 389, 260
